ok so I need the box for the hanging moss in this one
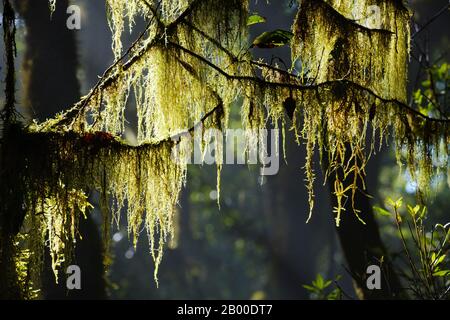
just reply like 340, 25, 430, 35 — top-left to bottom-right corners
49, 0, 56, 15
291, 0, 409, 225
3, 0, 450, 298
6, 1, 250, 292
9, 128, 189, 286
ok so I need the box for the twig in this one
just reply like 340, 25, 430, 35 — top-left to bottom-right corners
412, 3, 450, 39
169, 101, 224, 144
316, 0, 395, 35
333, 280, 355, 300
439, 285, 450, 300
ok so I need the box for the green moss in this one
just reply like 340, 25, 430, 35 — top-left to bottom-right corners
5, 0, 449, 298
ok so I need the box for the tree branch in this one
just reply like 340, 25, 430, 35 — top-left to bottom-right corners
169, 41, 450, 124
38, 0, 450, 136
314, 0, 395, 35
412, 3, 450, 39
47, 0, 203, 129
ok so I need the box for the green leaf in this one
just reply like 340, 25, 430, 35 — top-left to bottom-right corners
327, 288, 341, 300
432, 254, 446, 268
413, 89, 422, 101
419, 206, 427, 219
422, 79, 431, 88
386, 197, 395, 207
302, 284, 317, 292
373, 206, 391, 217
251, 29, 293, 48
315, 274, 324, 289
247, 14, 266, 26
437, 63, 448, 78
407, 204, 421, 218
386, 197, 403, 209
431, 252, 436, 262
432, 270, 450, 277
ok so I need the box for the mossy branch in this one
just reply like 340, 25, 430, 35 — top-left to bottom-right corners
314, 0, 395, 35
169, 41, 450, 124
46, 0, 205, 130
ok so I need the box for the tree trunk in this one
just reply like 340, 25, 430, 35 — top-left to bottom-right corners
0, 0, 25, 300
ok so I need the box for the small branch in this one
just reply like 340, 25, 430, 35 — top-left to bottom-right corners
316, 0, 395, 35
28, 101, 224, 152
140, 0, 164, 29
249, 60, 298, 79
439, 285, 450, 300
412, 3, 450, 39
168, 100, 224, 145
168, 0, 203, 27
333, 280, 355, 300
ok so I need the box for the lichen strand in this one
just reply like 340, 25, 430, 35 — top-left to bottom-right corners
13, 129, 189, 286
49, 0, 56, 15
13, 1, 252, 290
292, 0, 449, 225
9, 0, 449, 297
132, 47, 220, 140
105, 0, 248, 141
106, 0, 143, 60
292, 0, 410, 101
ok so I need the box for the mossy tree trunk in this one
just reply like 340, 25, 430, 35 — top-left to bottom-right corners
14, 0, 106, 299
